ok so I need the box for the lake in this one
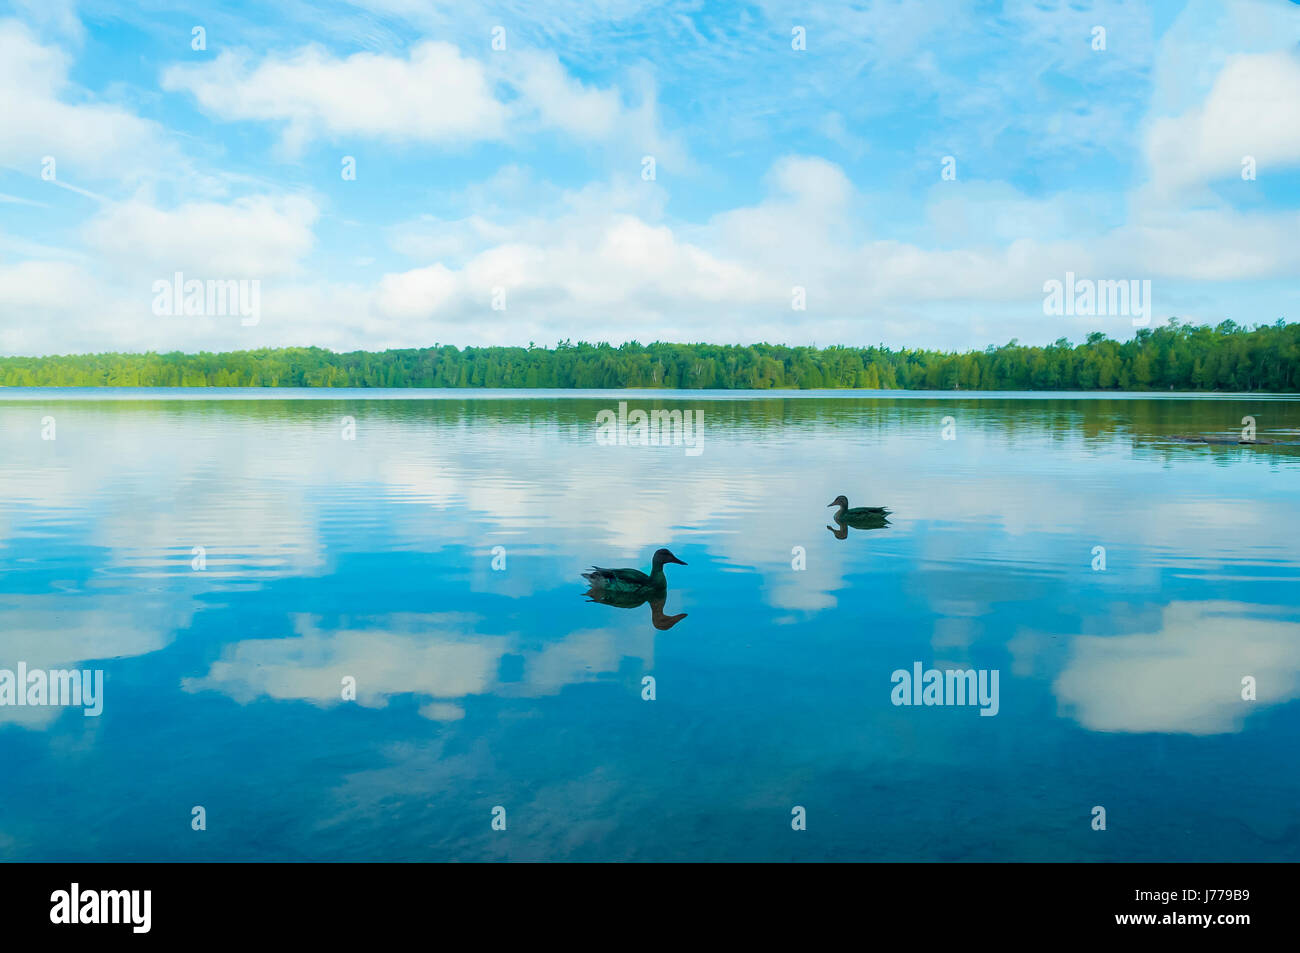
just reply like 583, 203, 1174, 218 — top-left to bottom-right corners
1, 389, 1297, 861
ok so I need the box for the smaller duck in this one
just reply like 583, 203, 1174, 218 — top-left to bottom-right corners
828, 495, 890, 526
582, 548, 686, 595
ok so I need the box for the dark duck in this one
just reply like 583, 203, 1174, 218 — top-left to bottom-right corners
582, 548, 687, 595
826, 494, 890, 538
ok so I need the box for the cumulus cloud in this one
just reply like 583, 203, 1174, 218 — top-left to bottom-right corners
82, 194, 320, 278
0, 190, 322, 355
5, 154, 1297, 356
182, 614, 508, 714
160, 40, 684, 162
2, 0, 1298, 356
0, 260, 132, 355
1145, 50, 1300, 195
0, 19, 166, 179
161, 42, 509, 154
181, 612, 658, 716
0, 595, 192, 730
1054, 602, 1300, 734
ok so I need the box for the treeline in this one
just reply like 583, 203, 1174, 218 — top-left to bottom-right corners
1, 320, 1296, 391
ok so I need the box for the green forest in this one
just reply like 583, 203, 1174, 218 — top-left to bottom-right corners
1, 319, 1296, 391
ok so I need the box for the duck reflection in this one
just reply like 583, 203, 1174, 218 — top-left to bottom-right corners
583, 587, 688, 630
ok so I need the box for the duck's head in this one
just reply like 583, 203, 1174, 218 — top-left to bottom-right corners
653, 548, 687, 567
828, 495, 849, 509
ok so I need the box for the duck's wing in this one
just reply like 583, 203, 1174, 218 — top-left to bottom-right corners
844, 512, 891, 530
848, 506, 890, 515
590, 569, 650, 582
584, 566, 651, 586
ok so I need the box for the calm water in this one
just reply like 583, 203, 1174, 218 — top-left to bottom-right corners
1, 389, 1298, 861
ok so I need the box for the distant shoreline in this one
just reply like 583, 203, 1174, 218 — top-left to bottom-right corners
2, 387, 1296, 400
1, 321, 1296, 392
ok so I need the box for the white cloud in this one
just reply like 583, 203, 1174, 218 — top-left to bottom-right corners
374, 262, 461, 319
0, 19, 166, 180
7, 0, 83, 45
162, 42, 509, 155
1054, 602, 1300, 734
0, 260, 125, 356
1119, 204, 1300, 281
367, 208, 777, 339
182, 614, 510, 713
512, 50, 623, 139
0, 595, 192, 730
160, 40, 683, 162
6, 142, 1300, 357
0, 191, 322, 353
181, 612, 659, 715
82, 194, 320, 278
1145, 50, 1300, 195
1149, 0, 1300, 115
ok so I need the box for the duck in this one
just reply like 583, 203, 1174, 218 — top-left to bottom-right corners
828, 495, 891, 527
582, 548, 686, 595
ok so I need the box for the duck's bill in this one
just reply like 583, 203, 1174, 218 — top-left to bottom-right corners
667, 556, 687, 565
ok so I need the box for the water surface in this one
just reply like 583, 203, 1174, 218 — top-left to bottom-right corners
1, 389, 1298, 861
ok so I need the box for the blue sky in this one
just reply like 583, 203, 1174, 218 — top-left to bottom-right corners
0, 0, 1298, 355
